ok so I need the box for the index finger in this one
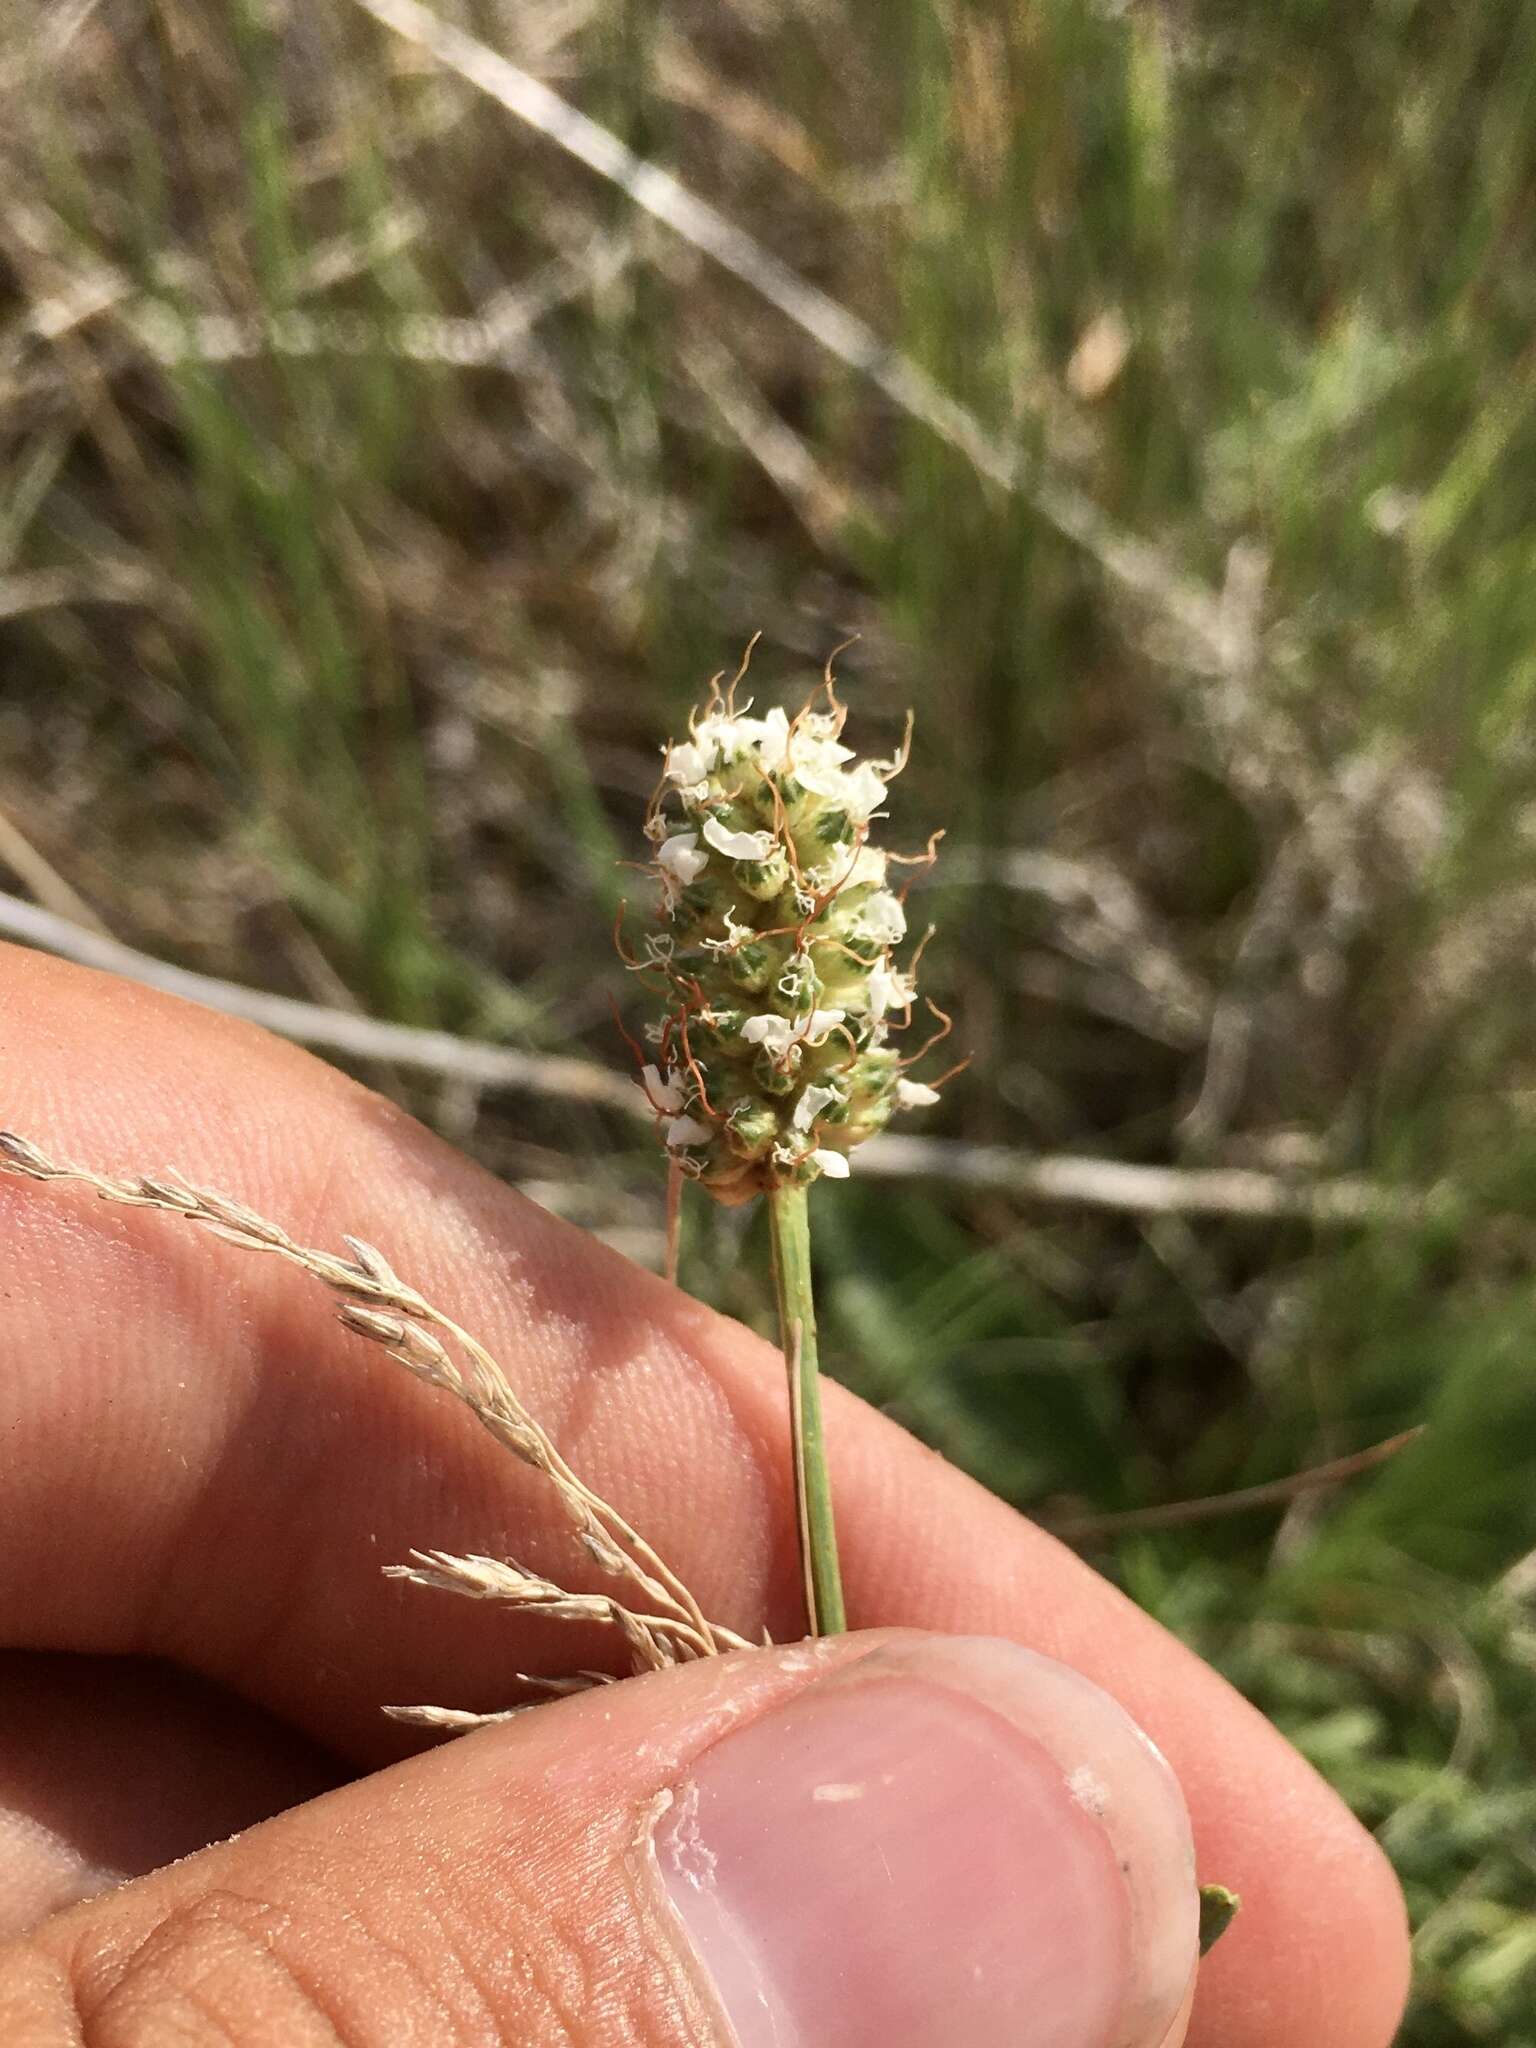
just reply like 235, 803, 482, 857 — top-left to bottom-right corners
0, 945, 1408, 2046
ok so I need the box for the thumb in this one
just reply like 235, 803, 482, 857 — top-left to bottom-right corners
1, 1631, 1199, 2047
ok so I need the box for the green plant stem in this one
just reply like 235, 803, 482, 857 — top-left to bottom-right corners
664, 1156, 684, 1286
768, 1182, 847, 1636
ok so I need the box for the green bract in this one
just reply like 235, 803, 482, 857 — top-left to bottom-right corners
632, 677, 945, 1203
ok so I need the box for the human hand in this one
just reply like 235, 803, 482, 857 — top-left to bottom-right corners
0, 949, 1409, 2045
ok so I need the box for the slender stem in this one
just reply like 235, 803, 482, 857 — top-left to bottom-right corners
665, 1157, 683, 1286
767, 1182, 846, 1635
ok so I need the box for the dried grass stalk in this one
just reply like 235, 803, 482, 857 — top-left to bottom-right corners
0, 1129, 753, 1720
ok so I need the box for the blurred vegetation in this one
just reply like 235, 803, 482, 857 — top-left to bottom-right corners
3, 1, 1536, 2035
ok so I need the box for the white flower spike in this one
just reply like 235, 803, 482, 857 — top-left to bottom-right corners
628, 651, 953, 1202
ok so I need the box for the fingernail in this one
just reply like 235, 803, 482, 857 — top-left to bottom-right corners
653, 1634, 1197, 2048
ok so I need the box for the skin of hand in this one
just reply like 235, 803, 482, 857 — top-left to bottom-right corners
0, 947, 1410, 2047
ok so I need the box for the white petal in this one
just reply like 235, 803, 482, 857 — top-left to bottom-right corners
742, 1005, 846, 1054
841, 763, 889, 819
855, 890, 907, 945
697, 712, 764, 751
867, 960, 915, 1019
792, 718, 855, 768
741, 1013, 794, 1053
642, 1063, 688, 1114
702, 815, 777, 862
657, 832, 709, 886
695, 712, 787, 769
895, 1079, 941, 1108
756, 706, 791, 768
665, 1114, 714, 1149
802, 1006, 847, 1045
836, 845, 887, 893
665, 739, 716, 786
792, 763, 850, 802
793, 1083, 842, 1131
812, 1148, 851, 1179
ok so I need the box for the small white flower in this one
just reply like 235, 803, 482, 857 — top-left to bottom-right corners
665, 738, 717, 786
895, 1079, 941, 1108
854, 890, 907, 945
740, 1013, 795, 1055
694, 706, 793, 771
867, 959, 915, 1019
740, 1006, 846, 1056
789, 749, 855, 800
811, 1148, 851, 1178
701, 816, 777, 863
836, 844, 887, 893
792, 759, 887, 821
792, 716, 855, 768
840, 762, 889, 819
754, 706, 791, 768
641, 1064, 688, 1114
793, 1082, 843, 1130
791, 762, 851, 803
657, 832, 709, 892
801, 1006, 846, 1045
665, 1114, 714, 1149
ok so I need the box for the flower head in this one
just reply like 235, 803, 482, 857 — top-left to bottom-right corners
627, 656, 950, 1203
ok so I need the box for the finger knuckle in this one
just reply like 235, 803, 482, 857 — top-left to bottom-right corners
9, 1887, 474, 2048
2, 1864, 693, 2048
42, 1890, 344, 2047
0, 1936, 87, 2047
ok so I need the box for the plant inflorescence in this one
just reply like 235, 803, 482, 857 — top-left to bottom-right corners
622, 651, 955, 1205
